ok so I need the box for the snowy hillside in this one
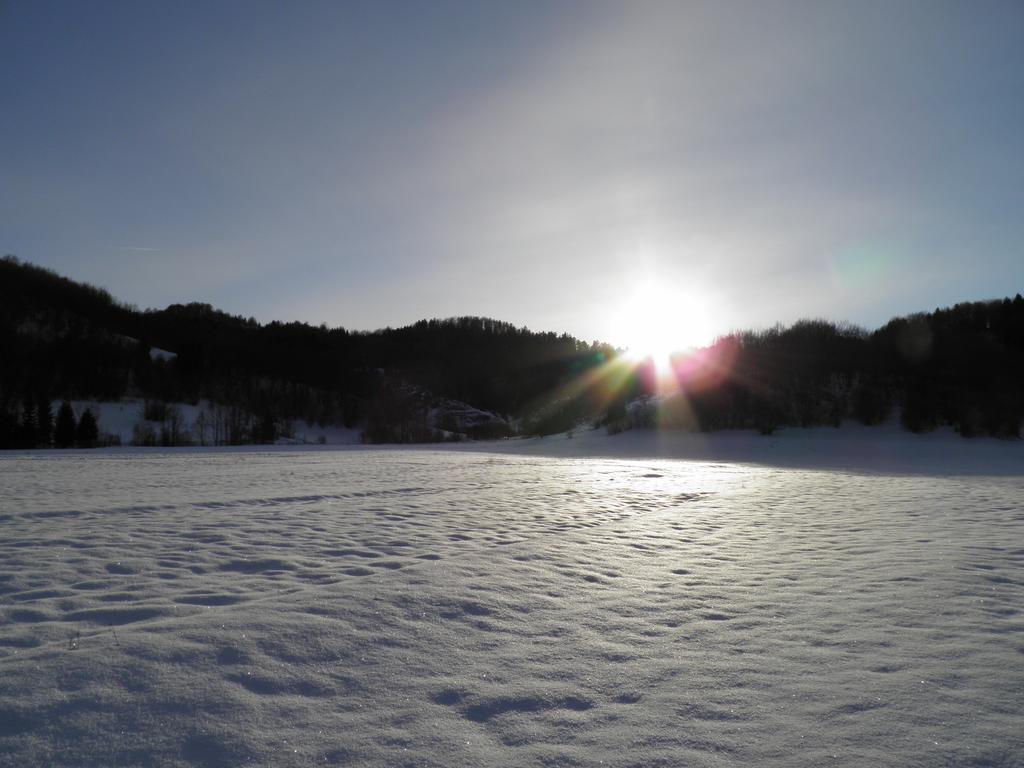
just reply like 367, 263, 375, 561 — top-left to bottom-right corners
57, 396, 507, 447
58, 399, 362, 446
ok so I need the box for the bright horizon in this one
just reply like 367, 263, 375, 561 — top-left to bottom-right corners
3, 1, 1023, 353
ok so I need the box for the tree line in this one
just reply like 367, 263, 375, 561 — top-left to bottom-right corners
0, 256, 608, 443
2, 255, 1022, 444
615, 298, 1024, 438
0, 399, 99, 449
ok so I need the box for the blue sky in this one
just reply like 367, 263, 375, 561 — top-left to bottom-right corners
3, 0, 1022, 349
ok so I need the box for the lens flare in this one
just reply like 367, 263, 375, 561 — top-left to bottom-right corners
612, 281, 717, 378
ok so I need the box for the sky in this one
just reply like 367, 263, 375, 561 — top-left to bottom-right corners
3, 0, 1023, 350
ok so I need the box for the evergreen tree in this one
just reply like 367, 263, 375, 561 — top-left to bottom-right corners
76, 408, 99, 448
54, 401, 76, 448
17, 397, 38, 448
256, 411, 277, 444
36, 396, 53, 448
0, 405, 16, 449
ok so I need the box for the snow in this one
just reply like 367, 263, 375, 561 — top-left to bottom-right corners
288, 420, 361, 446
62, 399, 146, 444
1, 433, 1022, 766
58, 400, 363, 446
470, 419, 1024, 476
149, 346, 177, 362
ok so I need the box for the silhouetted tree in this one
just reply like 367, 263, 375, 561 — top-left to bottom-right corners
36, 396, 53, 448
76, 408, 99, 448
194, 409, 210, 446
0, 405, 16, 449
159, 404, 186, 446
17, 397, 38, 448
851, 380, 889, 425
256, 411, 277, 444
54, 401, 76, 448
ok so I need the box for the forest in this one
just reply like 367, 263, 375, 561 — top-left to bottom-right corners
1, 255, 1022, 447
621, 304, 1024, 439
0, 256, 612, 446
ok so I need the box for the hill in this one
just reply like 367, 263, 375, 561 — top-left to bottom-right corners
0, 256, 616, 446
2, 255, 1022, 447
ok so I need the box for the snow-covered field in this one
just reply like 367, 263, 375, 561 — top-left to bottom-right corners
1, 437, 1022, 767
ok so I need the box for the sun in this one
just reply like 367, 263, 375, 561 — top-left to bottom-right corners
612, 281, 717, 366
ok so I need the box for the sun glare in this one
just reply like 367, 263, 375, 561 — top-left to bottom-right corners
613, 281, 716, 368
